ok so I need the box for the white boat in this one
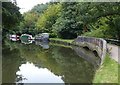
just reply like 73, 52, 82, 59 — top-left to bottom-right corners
10, 34, 19, 41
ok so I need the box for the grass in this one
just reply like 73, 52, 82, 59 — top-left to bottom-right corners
49, 42, 72, 48
93, 52, 118, 83
49, 38, 74, 43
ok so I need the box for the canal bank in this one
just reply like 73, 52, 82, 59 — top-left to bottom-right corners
49, 38, 119, 83
49, 38, 119, 64
50, 37, 107, 64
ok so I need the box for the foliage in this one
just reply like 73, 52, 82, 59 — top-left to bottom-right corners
53, 2, 120, 39
2, 2, 22, 28
49, 33, 58, 38
82, 28, 106, 38
6, 2, 120, 40
76, 2, 120, 40
2, 2, 22, 38
17, 3, 50, 36
18, 12, 39, 35
52, 2, 83, 39
30, 3, 50, 15
36, 3, 62, 33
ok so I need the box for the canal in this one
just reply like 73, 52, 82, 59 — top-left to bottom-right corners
2, 40, 101, 83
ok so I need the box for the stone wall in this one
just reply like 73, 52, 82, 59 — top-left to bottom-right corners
72, 36, 107, 64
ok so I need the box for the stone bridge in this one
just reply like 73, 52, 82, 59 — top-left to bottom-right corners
72, 46, 101, 69
72, 36, 107, 64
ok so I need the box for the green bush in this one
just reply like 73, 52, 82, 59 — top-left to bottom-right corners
82, 27, 118, 39
82, 29, 106, 38
49, 33, 58, 38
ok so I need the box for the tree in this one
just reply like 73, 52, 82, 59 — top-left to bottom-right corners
76, 2, 120, 39
52, 2, 83, 39
30, 3, 50, 15
36, 3, 62, 33
18, 3, 50, 35
18, 12, 39, 35
2, 2, 22, 38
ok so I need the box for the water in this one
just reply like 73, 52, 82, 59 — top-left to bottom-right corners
2, 40, 101, 83
16, 62, 64, 83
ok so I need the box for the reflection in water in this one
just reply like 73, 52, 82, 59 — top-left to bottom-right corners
21, 39, 34, 44
16, 62, 64, 83
2, 45, 23, 83
72, 46, 101, 69
20, 38, 49, 49
2, 40, 99, 83
35, 40, 49, 49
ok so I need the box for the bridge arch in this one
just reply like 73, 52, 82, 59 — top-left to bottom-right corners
72, 36, 107, 64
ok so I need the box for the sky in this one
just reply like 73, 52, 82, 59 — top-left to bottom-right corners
13, 0, 51, 14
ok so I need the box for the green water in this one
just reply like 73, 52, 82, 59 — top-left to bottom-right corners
2, 40, 100, 83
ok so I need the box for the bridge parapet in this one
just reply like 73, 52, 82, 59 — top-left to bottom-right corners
72, 36, 107, 64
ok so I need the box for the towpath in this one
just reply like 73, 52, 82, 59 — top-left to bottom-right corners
107, 44, 120, 64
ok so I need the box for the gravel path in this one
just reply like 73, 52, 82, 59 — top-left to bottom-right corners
107, 44, 120, 64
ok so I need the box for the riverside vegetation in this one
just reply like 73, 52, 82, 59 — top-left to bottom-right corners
2, 2, 120, 40
2, 1, 119, 84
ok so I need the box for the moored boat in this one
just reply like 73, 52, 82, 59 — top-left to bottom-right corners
20, 34, 34, 44
20, 34, 33, 40
10, 34, 19, 41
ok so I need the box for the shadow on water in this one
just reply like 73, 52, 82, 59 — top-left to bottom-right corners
72, 46, 101, 69
2, 40, 101, 84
